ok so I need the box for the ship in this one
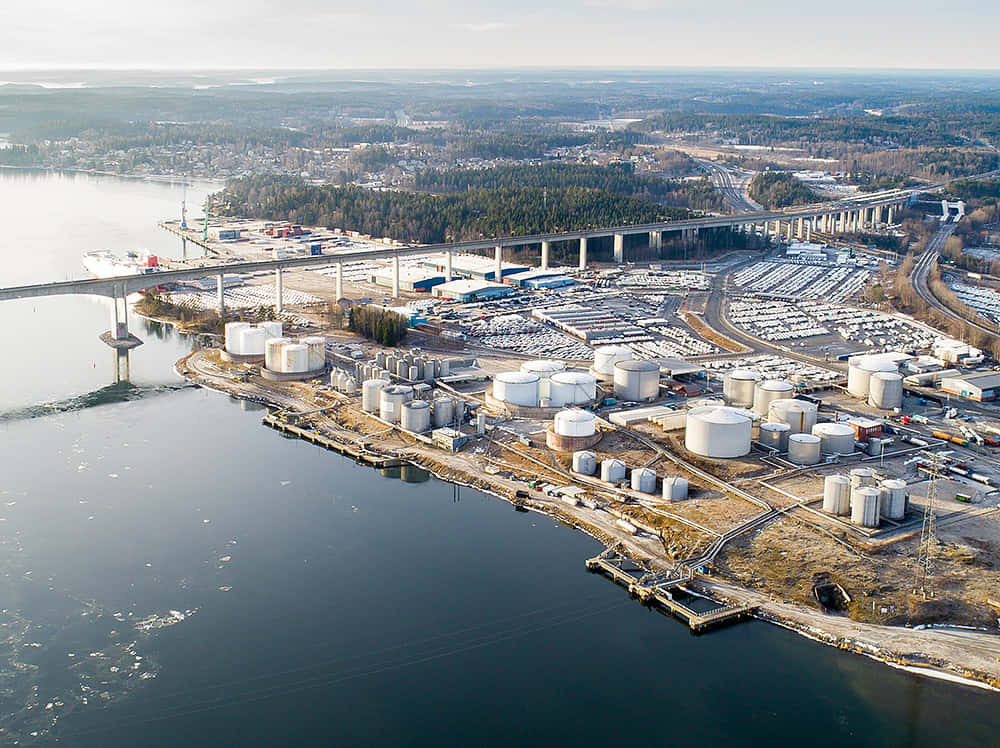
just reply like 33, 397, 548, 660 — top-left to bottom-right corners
82, 249, 162, 279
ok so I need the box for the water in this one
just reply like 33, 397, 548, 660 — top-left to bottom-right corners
1, 169, 998, 746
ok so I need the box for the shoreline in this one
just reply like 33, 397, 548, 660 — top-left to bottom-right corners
172, 345, 1000, 693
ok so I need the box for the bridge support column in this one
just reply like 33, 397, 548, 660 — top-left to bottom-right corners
217, 273, 225, 316
648, 231, 662, 252
540, 241, 550, 270
887, 205, 895, 225
796, 217, 804, 239
275, 268, 283, 313
785, 221, 794, 242
494, 245, 502, 283
181, 237, 187, 260
114, 348, 130, 384
335, 262, 344, 302
392, 254, 401, 298
579, 237, 588, 270
839, 212, 848, 233
445, 248, 453, 280
613, 232, 624, 263
805, 219, 812, 242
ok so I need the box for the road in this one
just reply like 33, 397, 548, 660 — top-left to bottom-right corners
694, 158, 761, 213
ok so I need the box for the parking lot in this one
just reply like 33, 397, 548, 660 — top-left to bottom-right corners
730, 260, 871, 303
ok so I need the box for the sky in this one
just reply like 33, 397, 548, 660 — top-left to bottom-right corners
3, 0, 999, 70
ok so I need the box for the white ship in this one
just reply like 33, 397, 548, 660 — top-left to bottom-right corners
82, 249, 162, 279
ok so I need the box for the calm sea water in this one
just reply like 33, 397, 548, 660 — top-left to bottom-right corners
1, 169, 998, 746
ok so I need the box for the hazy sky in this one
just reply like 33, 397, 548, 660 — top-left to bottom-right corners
3, 0, 999, 70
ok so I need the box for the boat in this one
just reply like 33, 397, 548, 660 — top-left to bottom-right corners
82, 249, 161, 279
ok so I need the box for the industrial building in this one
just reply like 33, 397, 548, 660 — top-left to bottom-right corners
421, 253, 529, 281
370, 266, 445, 293
533, 304, 647, 342
505, 269, 575, 289
432, 280, 513, 302
939, 372, 1000, 402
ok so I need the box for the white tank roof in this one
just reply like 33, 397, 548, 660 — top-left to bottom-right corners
758, 379, 793, 391
614, 359, 659, 372
521, 359, 565, 375
727, 368, 760, 381
688, 406, 753, 425
551, 371, 597, 384
495, 371, 540, 384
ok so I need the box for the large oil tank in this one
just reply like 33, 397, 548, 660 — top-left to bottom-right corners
301, 336, 326, 371
224, 321, 251, 354
362, 378, 390, 413
685, 406, 752, 458
723, 369, 760, 408
822, 474, 851, 515
432, 397, 455, 428
868, 372, 904, 410
379, 385, 413, 423
520, 360, 566, 399
593, 345, 633, 376
879, 479, 908, 520
812, 422, 856, 455
787, 433, 821, 465
401, 400, 431, 433
549, 372, 597, 407
493, 371, 540, 407
662, 476, 689, 501
260, 321, 283, 340
851, 486, 881, 527
280, 343, 309, 373
239, 327, 267, 356
572, 450, 597, 476
768, 398, 817, 434
759, 422, 791, 451
847, 355, 898, 398
630, 467, 657, 495
554, 409, 597, 437
600, 458, 626, 483
613, 360, 660, 402
849, 467, 876, 490
753, 380, 794, 415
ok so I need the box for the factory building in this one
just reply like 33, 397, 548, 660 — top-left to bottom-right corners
505, 269, 575, 289
939, 372, 1000, 402
370, 267, 446, 293
432, 280, 513, 302
422, 253, 529, 281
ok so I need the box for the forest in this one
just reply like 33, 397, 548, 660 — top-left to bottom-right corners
747, 172, 817, 208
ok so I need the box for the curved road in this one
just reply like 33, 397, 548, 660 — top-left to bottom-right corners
694, 158, 760, 213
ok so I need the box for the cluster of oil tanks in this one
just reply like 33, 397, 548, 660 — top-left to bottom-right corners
329, 369, 358, 395
846, 355, 903, 410
570, 451, 688, 501
822, 468, 908, 528
224, 321, 283, 357
493, 364, 597, 408
364, 350, 451, 384
360, 378, 463, 433
262, 335, 326, 374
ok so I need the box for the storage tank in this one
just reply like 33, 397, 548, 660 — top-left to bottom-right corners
376, 351, 387, 368
408, 365, 419, 382
342, 376, 357, 395
759, 422, 791, 451
631, 467, 657, 495
723, 369, 760, 408
265, 337, 291, 371
400, 400, 431, 433
572, 450, 597, 476
822, 475, 851, 515
239, 327, 267, 357
812, 422, 856, 455
685, 406, 753, 458
379, 385, 413, 423
432, 397, 455, 428
600, 459, 626, 483
520, 360, 566, 399
752, 380, 794, 415
847, 355, 898, 398
879, 479, 908, 520
851, 486, 881, 528
280, 343, 309, 373
868, 372, 904, 410
554, 409, 597, 437
396, 360, 409, 378
768, 398, 817, 434
260, 321, 282, 340
362, 378, 390, 413
224, 322, 251, 354
613, 360, 660, 402
549, 372, 597, 407
787, 433, 821, 465
593, 345, 633, 376
301, 336, 326, 371
493, 372, 540, 407
662, 476, 689, 502
849, 467, 876, 490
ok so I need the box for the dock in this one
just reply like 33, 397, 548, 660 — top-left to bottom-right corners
262, 412, 402, 468
586, 546, 754, 632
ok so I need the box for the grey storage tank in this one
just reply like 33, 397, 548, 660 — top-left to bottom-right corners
851, 486, 881, 528
630, 467, 657, 495
759, 422, 791, 451
613, 360, 660, 402
432, 397, 455, 428
662, 476, 689, 502
572, 450, 597, 476
879, 479, 908, 520
400, 400, 431, 433
362, 378, 390, 413
787, 433, 821, 465
600, 458, 626, 484
379, 385, 413, 424
822, 474, 851, 516
723, 368, 760, 408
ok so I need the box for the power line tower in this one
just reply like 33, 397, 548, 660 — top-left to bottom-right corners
914, 452, 941, 598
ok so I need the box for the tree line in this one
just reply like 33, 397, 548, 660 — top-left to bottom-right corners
747, 172, 817, 208
348, 305, 408, 347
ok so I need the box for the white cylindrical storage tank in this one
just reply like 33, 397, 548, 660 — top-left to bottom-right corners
549, 372, 598, 407
822, 474, 851, 516
520, 360, 566, 400
787, 433, 821, 465
493, 372, 540, 407
396, 360, 409, 378
600, 458, 626, 483
379, 385, 412, 424
685, 406, 752, 458
613, 360, 660, 402
432, 397, 455, 428
851, 486, 881, 528
408, 365, 419, 382
630, 467, 657, 495
847, 356, 898, 399
662, 476, 689, 502
759, 422, 791, 452
724, 368, 760, 408
342, 376, 357, 395
553, 409, 597, 437
401, 400, 431, 433
767, 398, 817, 434
281, 343, 309, 373
301, 336, 326, 371
593, 345, 632, 376
224, 322, 251, 354
868, 372, 904, 410
753, 380, 794, 415
879, 479, 907, 521
260, 321, 282, 339
239, 327, 267, 356
362, 378, 389, 413
812, 422, 856, 455
849, 467, 876, 490
572, 450, 597, 476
